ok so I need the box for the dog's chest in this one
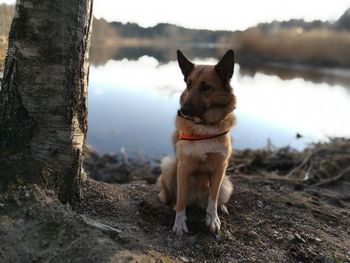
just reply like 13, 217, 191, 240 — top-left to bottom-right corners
176, 138, 230, 161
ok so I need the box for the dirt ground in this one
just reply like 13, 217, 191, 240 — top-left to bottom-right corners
0, 173, 349, 263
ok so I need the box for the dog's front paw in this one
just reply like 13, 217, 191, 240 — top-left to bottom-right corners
206, 211, 221, 234
173, 211, 188, 237
205, 205, 221, 234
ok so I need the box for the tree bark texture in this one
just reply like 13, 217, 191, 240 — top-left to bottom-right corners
0, 0, 93, 203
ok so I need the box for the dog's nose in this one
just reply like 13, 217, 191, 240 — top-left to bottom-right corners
180, 104, 191, 116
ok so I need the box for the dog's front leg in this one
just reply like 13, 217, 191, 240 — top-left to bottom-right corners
172, 160, 190, 237
206, 160, 228, 234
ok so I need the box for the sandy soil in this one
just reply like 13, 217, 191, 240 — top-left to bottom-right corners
0, 174, 349, 263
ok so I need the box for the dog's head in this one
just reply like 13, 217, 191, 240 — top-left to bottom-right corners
177, 50, 236, 124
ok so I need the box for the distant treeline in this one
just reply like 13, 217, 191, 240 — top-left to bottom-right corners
111, 21, 231, 43
91, 8, 350, 45
91, 9, 350, 68
91, 18, 232, 45
229, 9, 350, 67
1, 4, 350, 69
256, 11, 350, 33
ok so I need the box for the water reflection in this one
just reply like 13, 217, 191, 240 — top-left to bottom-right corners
240, 63, 350, 88
90, 45, 227, 65
88, 56, 350, 156
90, 45, 350, 87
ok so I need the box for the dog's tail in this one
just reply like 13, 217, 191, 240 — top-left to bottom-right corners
160, 156, 177, 173
157, 156, 177, 204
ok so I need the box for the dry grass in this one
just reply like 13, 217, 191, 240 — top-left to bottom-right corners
231, 28, 350, 67
229, 138, 350, 188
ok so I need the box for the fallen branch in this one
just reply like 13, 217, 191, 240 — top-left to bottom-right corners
311, 165, 350, 187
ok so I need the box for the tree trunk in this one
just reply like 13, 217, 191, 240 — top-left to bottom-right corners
0, 0, 93, 203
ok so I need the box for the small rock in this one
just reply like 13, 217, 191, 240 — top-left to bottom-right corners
315, 254, 324, 261
41, 240, 49, 248
180, 256, 189, 262
276, 236, 284, 242
15, 199, 22, 207
257, 200, 263, 208
272, 214, 280, 219
264, 205, 271, 211
247, 230, 258, 238
324, 256, 334, 263
16, 218, 25, 225
272, 184, 281, 190
45, 190, 54, 197
0, 203, 4, 208
226, 230, 234, 240
188, 236, 197, 245
315, 237, 322, 242
287, 233, 295, 241
24, 192, 31, 199
82, 216, 122, 240
295, 232, 306, 243
263, 185, 272, 191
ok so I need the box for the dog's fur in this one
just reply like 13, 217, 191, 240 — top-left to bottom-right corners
157, 50, 236, 236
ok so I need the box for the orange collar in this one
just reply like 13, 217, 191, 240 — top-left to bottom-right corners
178, 131, 229, 141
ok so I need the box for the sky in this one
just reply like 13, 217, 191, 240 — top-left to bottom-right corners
1, 0, 350, 31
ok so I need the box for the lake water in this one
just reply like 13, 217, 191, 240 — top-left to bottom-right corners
87, 53, 350, 158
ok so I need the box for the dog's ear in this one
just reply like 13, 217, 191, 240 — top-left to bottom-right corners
215, 50, 235, 84
177, 50, 194, 81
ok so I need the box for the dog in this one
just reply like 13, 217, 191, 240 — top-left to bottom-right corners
157, 49, 236, 236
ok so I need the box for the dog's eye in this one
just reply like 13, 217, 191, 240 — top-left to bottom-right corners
200, 84, 213, 92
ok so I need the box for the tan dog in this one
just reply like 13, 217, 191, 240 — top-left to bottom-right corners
157, 50, 236, 236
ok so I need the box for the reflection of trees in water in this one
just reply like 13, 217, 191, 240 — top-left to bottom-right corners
112, 46, 174, 63
239, 64, 350, 88
89, 44, 120, 66
89, 44, 225, 65
89, 44, 350, 88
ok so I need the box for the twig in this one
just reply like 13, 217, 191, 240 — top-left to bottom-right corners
311, 165, 350, 187
285, 147, 327, 179
227, 163, 250, 172
286, 151, 313, 178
